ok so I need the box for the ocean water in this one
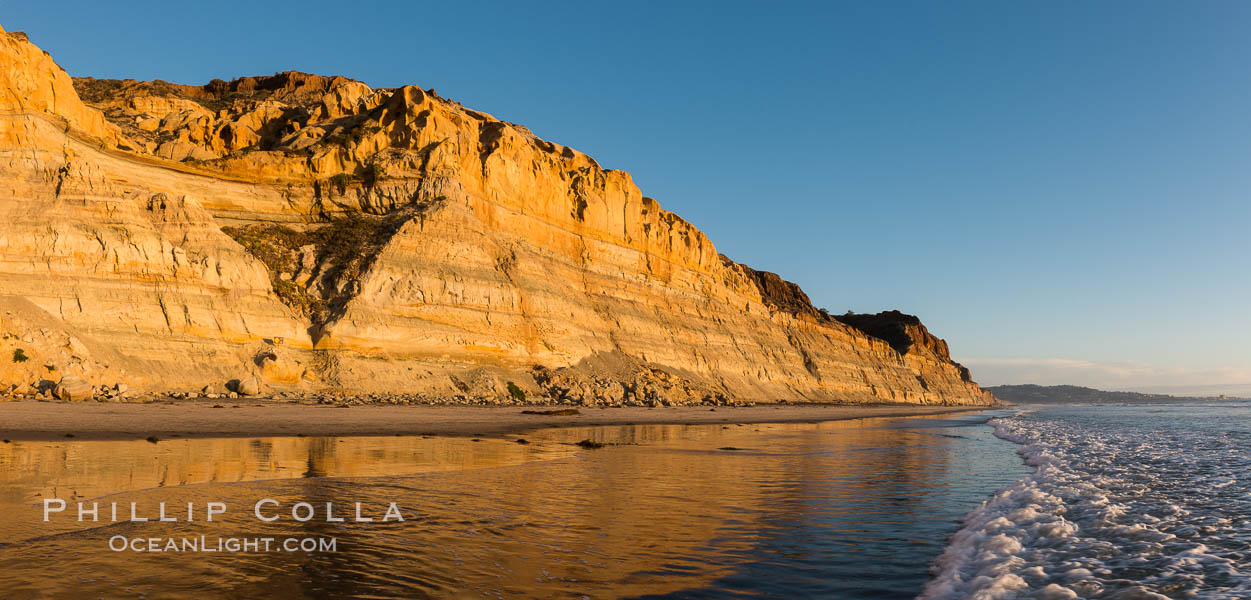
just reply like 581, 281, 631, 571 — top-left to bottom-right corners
924, 402, 1251, 600
0, 412, 1027, 599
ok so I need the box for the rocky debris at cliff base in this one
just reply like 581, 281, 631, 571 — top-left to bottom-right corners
0, 369, 764, 407
530, 352, 734, 408
0, 385, 997, 408
89, 382, 132, 401
0, 302, 136, 401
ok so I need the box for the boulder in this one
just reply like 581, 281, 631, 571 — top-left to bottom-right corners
54, 376, 92, 402
236, 376, 262, 396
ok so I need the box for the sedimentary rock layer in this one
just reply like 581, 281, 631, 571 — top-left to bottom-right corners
0, 25, 994, 405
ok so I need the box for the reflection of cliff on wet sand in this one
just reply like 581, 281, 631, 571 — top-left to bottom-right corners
0, 435, 574, 509
0, 415, 1024, 599
0, 416, 955, 507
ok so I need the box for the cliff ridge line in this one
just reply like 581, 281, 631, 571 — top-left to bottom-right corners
0, 26, 995, 407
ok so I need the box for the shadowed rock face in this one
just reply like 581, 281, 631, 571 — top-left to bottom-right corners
0, 25, 995, 406
741, 264, 822, 319
835, 311, 926, 355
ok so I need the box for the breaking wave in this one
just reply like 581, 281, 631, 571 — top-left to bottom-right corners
921, 404, 1251, 599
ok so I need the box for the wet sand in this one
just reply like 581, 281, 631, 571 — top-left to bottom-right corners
0, 400, 992, 441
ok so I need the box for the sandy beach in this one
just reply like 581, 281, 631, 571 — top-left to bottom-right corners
0, 400, 991, 441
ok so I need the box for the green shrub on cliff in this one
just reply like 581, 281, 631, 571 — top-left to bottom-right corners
328, 173, 353, 196
364, 162, 384, 187
272, 280, 326, 318
12, 348, 28, 363
507, 381, 526, 402
223, 213, 410, 327
222, 225, 305, 275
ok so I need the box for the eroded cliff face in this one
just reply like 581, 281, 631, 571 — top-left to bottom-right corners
0, 26, 995, 405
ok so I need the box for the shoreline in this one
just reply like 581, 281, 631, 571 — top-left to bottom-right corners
0, 400, 994, 442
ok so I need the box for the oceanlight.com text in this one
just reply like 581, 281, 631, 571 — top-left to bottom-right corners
107, 535, 338, 553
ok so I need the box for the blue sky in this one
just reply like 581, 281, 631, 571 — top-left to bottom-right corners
3, 1, 1249, 393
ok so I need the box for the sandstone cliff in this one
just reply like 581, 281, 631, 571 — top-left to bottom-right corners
0, 26, 995, 406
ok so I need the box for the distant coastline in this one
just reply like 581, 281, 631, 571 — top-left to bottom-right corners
986, 383, 1246, 405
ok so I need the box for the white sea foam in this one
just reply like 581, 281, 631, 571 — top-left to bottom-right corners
920, 404, 1251, 599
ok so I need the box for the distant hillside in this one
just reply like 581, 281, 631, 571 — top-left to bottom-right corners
986, 384, 1242, 405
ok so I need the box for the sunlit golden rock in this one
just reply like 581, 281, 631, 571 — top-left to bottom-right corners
0, 25, 995, 405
